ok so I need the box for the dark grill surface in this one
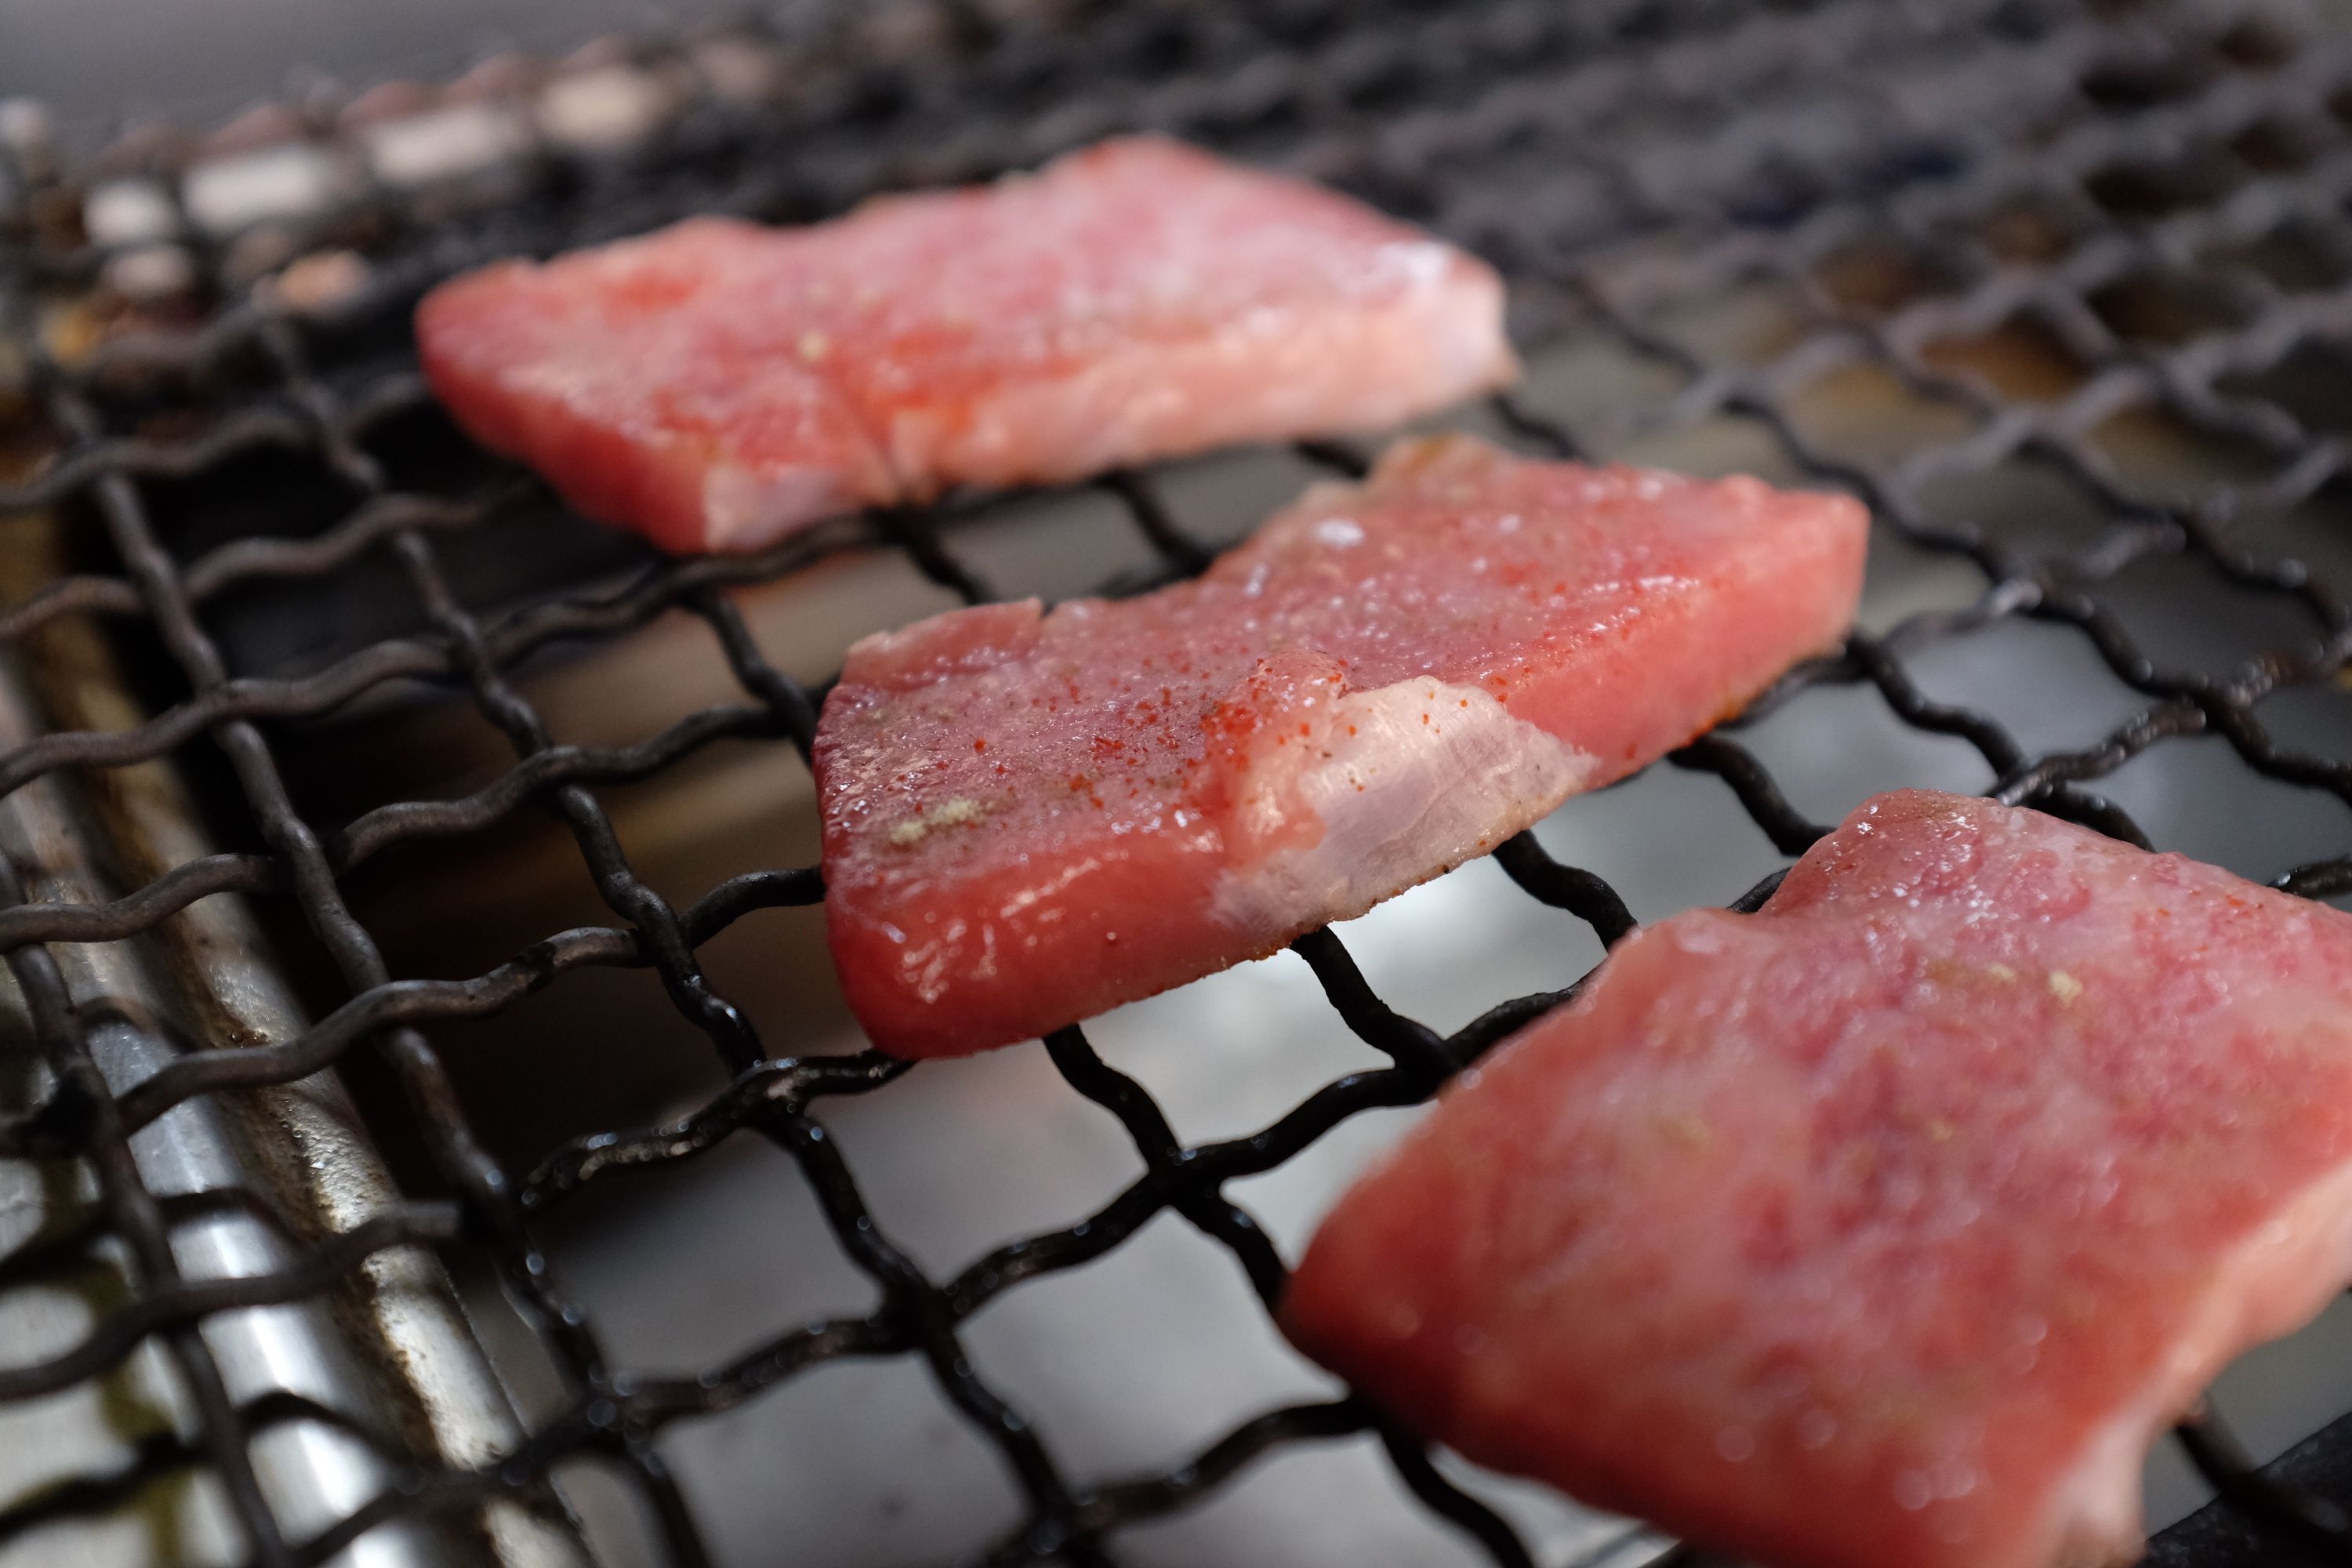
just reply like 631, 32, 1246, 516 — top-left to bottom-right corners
8, 0, 2352, 1563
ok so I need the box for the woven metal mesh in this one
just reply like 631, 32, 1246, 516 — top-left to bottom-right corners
6, 0, 2352, 1562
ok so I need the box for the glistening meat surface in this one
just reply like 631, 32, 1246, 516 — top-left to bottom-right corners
815, 435, 1867, 1057
1283, 789, 2352, 1568
416, 136, 1514, 553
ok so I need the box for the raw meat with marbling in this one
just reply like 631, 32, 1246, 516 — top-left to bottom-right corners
815, 434, 1867, 1056
417, 137, 1516, 552
1285, 789, 2352, 1568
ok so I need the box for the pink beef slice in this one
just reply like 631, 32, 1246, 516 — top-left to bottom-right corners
1283, 788, 2352, 1568
415, 136, 1516, 554
814, 434, 1867, 1058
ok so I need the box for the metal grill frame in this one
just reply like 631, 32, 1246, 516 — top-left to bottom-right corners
7, 0, 2352, 1563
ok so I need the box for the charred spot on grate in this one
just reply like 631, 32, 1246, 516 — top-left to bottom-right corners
4, 1, 2352, 1566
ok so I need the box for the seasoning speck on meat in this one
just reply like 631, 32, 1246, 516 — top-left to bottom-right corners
416, 136, 1516, 553
1284, 789, 2352, 1568
815, 434, 1867, 1058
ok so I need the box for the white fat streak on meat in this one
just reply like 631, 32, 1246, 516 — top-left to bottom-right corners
872, 246, 1510, 493
1209, 676, 1594, 942
703, 462, 870, 550
685, 229, 1513, 544
2039, 1149, 2352, 1567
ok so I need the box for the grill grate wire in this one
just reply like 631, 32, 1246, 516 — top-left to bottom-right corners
6, 0, 2352, 1563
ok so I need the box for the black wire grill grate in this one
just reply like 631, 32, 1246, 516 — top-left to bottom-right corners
7, 0, 2352, 1563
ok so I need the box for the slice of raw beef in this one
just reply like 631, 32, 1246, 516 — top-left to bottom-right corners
815, 434, 1867, 1057
416, 136, 1515, 552
1285, 789, 2352, 1568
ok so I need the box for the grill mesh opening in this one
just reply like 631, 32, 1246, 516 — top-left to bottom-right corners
8, 0, 2352, 1563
